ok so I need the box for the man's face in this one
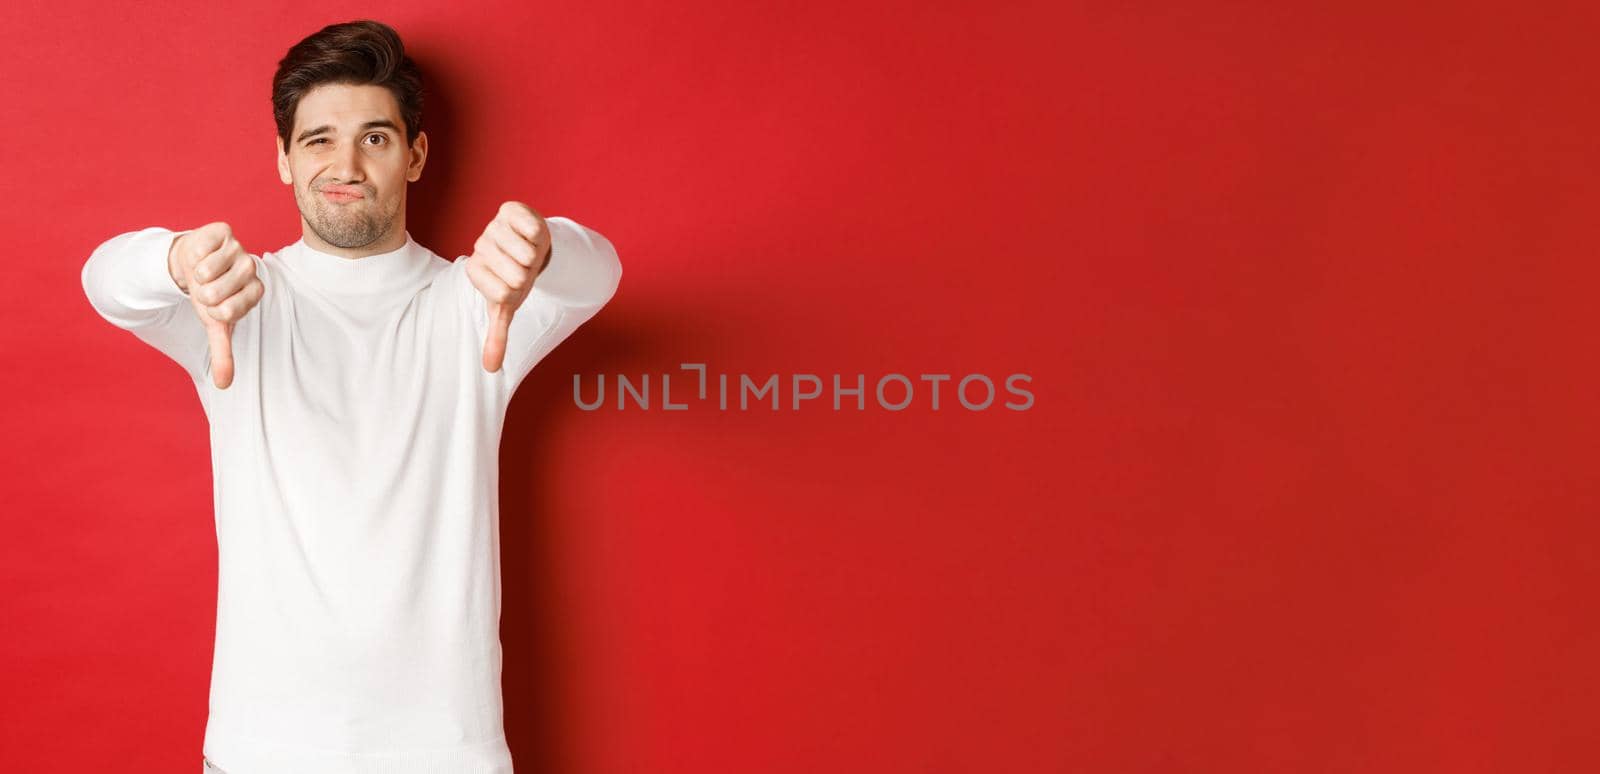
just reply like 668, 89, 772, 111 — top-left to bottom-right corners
276, 83, 426, 250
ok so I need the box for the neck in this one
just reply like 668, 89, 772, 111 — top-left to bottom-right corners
299, 215, 409, 260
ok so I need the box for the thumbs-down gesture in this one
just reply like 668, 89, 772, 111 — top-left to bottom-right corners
464, 201, 552, 373
169, 222, 263, 389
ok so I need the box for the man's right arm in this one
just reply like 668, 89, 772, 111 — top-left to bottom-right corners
81, 226, 210, 383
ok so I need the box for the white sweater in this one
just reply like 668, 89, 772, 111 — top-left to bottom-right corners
81, 219, 622, 773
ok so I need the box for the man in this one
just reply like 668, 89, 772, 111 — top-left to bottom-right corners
80, 19, 621, 774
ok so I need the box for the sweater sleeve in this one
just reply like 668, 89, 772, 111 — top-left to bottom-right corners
81, 226, 210, 383
457, 215, 623, 390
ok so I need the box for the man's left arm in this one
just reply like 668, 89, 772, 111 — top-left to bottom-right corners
461, 202, 623, 389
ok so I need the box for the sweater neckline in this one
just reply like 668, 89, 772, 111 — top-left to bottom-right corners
284, 231, 433, 297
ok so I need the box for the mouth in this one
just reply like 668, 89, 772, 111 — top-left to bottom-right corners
319, 186, 366, 203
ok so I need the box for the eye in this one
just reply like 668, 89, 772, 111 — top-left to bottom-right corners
308, 138, 328, 145
365, 133, 386, 145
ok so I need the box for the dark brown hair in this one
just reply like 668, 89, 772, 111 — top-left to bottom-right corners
271, 20, 424, 151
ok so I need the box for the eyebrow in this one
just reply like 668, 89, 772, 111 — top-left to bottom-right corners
295, 119, 401, 143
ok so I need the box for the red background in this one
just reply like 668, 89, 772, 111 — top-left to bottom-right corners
3, 0, 1596, 771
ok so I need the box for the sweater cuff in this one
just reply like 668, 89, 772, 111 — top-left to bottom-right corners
129, 226, 191, 306
535, 216, 622, 308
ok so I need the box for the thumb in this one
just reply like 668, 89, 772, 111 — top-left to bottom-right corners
483, 301, 514, 373
204, 315, 235, 389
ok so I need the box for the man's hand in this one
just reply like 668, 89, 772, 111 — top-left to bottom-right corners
168, 222, 263, 389
464, 201, 552, 373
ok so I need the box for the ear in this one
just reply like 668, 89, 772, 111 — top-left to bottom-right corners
406, 130, 428, 183
276, 135, 292, 185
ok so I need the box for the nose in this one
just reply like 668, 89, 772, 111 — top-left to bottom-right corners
329, 140, 365, 184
